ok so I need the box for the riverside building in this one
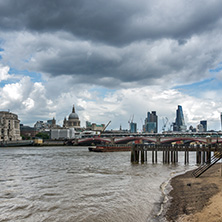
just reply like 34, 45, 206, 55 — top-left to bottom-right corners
0, 111, 21, 141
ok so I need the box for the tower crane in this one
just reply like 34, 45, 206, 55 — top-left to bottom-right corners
162, 117, 168, 132
101, 120, 111, 133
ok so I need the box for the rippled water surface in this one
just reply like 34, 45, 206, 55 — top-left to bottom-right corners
0, 146, 196, 222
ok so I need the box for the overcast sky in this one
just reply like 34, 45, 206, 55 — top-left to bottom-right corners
1, 0, 222, 131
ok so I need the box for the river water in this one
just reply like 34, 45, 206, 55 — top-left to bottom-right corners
0, 146, 197, 222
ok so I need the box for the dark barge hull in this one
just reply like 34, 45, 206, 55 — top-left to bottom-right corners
0, 140, 34, 147
88, 145, 131, 152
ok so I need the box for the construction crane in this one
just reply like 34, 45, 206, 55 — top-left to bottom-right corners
101, 120, 111, 134
162, 117, 168, 132
168, 122, 173, 132
128, 115, 134, 131
140, 118, 144, 132
128, 115, 134, 125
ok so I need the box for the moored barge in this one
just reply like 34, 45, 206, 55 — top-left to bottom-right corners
88, 144, 131, 152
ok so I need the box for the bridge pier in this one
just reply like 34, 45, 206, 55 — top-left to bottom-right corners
184, 146, 189, 164
155, 148, 158, 163
141, 149, 145, 163
131, 143, 222, 165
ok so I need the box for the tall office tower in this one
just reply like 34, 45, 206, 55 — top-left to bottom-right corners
200, 120, 207, 132
221, 112, 222, 131
173, 105, 187, 132
144, 111, 158, 133
130, 122, 137, 133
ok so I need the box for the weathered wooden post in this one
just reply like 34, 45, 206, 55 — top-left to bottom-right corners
167, 147, 170, 164
155, 145, 158, 163
196, 144, 200, 164
136, 150, 140, 163
187, 145, 189, 163
207, 144, 212, 164
184, 145, 187, 164
202, 144, 206, 164
162, 146, 165, 163
145, 149, 147, 162
155, 138, 160, 164
164, 146, 168, 164
175, 144, 178, 163
141, 148, 144, 163
131, 144, 135, 163
206, 137, 212, 164
173, 145, 177, 164
152, 148, 154, 163
171, 149, 174, 163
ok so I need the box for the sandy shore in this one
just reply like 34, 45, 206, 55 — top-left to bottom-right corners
165, 163, 222, 222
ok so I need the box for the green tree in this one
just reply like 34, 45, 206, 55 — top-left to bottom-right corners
35, 132, 49, 140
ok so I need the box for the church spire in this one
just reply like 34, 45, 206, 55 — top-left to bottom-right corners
72, 105, 75, 113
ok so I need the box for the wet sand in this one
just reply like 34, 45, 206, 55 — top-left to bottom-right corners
165, 163, 222, 222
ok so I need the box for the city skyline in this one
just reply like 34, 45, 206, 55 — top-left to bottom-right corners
8, 104, 218, 133
1, 1, 222, 131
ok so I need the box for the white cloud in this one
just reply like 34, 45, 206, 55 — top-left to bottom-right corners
1, 1, 222, 131
0, 65, 11, 81
0, 65, 221, 131
22, 98, 34, 110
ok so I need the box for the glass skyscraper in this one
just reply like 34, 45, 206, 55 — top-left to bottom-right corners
144, 111, 158, 133
200, 120, 207, 132
130, 122, 137, 133
221, 112, 222, 131
173, 105, 187, 132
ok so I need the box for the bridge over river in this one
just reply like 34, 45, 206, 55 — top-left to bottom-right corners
72, 132, 222, 145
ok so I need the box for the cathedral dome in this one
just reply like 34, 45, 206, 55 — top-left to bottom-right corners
63, 105, 81, 129
69, 112, 79, 120
68, 105, 79, 120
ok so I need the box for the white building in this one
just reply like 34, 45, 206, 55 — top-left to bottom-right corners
51, 128, 78, 140
0, 111, 21, 141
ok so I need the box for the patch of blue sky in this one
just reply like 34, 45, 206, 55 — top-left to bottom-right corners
8, 67, 43, 83
0, 48, 3, 59
89, 87, 116, 99
209, 62, 222, 73
173, 78, 222, 97
0, 79, 13, 87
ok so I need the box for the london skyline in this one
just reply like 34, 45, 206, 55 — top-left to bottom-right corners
1, 1, 222, 131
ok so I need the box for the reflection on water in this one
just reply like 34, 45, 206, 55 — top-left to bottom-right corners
0, 146, 196, 222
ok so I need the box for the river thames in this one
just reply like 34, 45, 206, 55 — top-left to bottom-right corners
0, 146, 197, 222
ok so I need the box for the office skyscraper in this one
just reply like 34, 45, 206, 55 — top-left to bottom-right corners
144, 111, 158, 133
130, 122, 137, 133
200, 120, 207, 132
173, 105, 187, 132
221, 112, 222, 131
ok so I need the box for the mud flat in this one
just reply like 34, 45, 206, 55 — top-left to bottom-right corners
164, 163, 222, 221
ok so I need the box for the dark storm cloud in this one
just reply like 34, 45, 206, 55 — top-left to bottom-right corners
1, 0, 222, 45
1, 0, 222, 88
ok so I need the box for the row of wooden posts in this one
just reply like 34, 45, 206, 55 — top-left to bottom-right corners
131, 144, 222, 164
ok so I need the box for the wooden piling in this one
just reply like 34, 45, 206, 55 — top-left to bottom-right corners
141, 150, 144, 163
162, 149, 165, 163
131, 142, 220, 165
155, 148, 158, 163
145, 150, 147, 162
